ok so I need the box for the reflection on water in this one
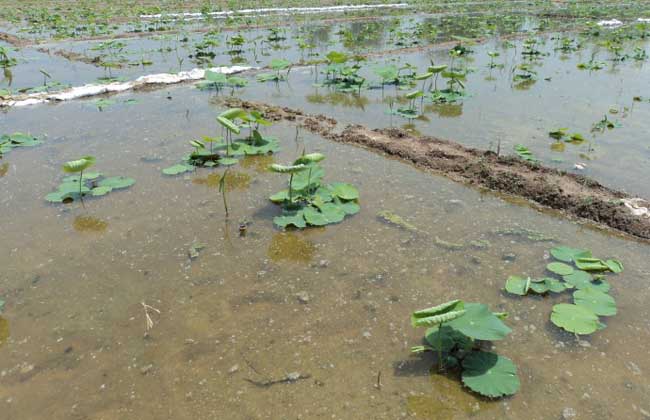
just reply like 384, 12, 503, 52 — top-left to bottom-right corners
0, 317, 9, 348
73, 215, 108, 233
192, 170, 251, 191
239, 154, 275, 173
426, 103, 463, 118
306, 91, 370, 109
0, 163, 8, 177
267, 232, 315, 263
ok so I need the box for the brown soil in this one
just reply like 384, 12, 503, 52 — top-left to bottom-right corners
224, 97, 650, 241
0, 31, 29, 47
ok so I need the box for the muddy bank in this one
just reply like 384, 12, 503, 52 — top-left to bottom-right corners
223, 97, 650, 240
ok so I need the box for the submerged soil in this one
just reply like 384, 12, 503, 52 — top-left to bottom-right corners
224, 97, 650, 241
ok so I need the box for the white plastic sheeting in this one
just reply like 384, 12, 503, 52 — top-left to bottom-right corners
622, 198, 650, 218
0, 66, 253, 108
597, 19, 623, 27
140, 3, 410, 20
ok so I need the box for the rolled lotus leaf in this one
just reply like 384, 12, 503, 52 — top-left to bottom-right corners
406, 90, 424, 99
269, 163, 308, 173
412, 309, 466, 327
411, 299, 465, 327
217, 116, 241, 134
428, 64, 447, 73
189, 140, 205, 149
414, 72, 434, 80
63, 156, 95, 173
294, 153, 325, 165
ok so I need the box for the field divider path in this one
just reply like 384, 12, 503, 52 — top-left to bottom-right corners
223, 97, 650, 241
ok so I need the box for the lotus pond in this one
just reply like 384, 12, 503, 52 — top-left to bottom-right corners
2, 2, 650, 420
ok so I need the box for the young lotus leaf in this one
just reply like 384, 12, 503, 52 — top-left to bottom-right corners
338, 200, 360, 215
318, 202, 346, 223
604, 259, 624, 273
573, 288, 617, 316
269, 163, 307, 174
98, 176, 135, 189
63, 172, 101, 182
63, 156, 96, 173
162, 163, 194, 175
541, 277, 567, 293
575, 258, 610, 272
219, 108, 248, 120
269, 189, 289, 203
590, 277, 611, 293
461, 351, 520, 398
504, 276, 530, 296
217, 116, 241, 134
411, 299, 465, 327
424, 325, 472, 353
294, 153, 325, 165
429, 64, 447, 73
551, 303, 600, 335
219, 157, 239, 166
547, 262, 574, 276
550, 246, 591, 263
328, 182, 360, 201
562, 270, 592, 289
445, 303, 511, 341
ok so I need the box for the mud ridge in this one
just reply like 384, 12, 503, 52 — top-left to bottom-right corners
223, 97, 650, 241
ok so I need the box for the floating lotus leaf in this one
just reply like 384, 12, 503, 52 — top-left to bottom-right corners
604, 259, 623, 273
551, 303, 600, 334
91, 186, 113, 196
461, 352, 520, 398
98, 176, 135, 189
319, 202, 346, 223
162, 163, 194, 175
575, 258, 609, 272
269, 189, 289, 203
411, 300, 465, 327
445, 303, 511, 341
573, 288, 617, 316
550, 246, 591, 263
505, 276, 530, 296
543, 277, 567, 293
562, 270, 592, 289
328, 182, 360, 201
57, 182, 90, 193
63, 156, 95, 173
547, 262, 574, 276
590, 278, 611, 293
273, 210, 306, 229
302, 206, 329, 226
45, 191, 71, 203
338, 200, 360, 215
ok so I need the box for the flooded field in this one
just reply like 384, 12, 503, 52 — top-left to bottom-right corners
2, 2, 650, 420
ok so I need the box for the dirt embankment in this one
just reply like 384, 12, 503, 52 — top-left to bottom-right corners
224, 97, 650, 241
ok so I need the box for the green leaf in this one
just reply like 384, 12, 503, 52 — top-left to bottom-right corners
220, 157, 239, 166
575, 258, 610, 272
63, 156, 95, 173
274, 210, 306, 229
604, 259, 623, 273
550, 246, 591, 263
461, 352, 520, 398
328, 182, 359, 200
562, 270, 594, 289
446, 303, 511, 341
269, 189, 289, 203
319, 202, 345, 223
424, 325, 472, 353
338, 200, 360, 215
294, 153, 325, 165
269, 163, 307, 173
91, 186, 113, 196
303, 206, 329, 226
98, 176, 135, 189
551, 303, 600, 334
505, 276, 530, 296
162, 163, 193, 175
217, 116, 241, 134
411, 300, 465, 327
547, 262, 574, 276
573, 288, 617, 316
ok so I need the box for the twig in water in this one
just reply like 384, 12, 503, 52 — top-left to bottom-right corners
141, 301, 160, 336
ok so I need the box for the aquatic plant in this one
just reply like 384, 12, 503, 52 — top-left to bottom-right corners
411, 300, 520, 398
163, 107, 279, 174
46, 157, 135, 203
513, 144, 538, 162
503, 246, 622, 336
257, 58, 292, 82
0, 132, 42, 158
321, 51, 366, 93
268, 153, 360, 228
196, 70, 248, 91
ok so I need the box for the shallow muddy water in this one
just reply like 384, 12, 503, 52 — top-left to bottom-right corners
1, 87, 650, 419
